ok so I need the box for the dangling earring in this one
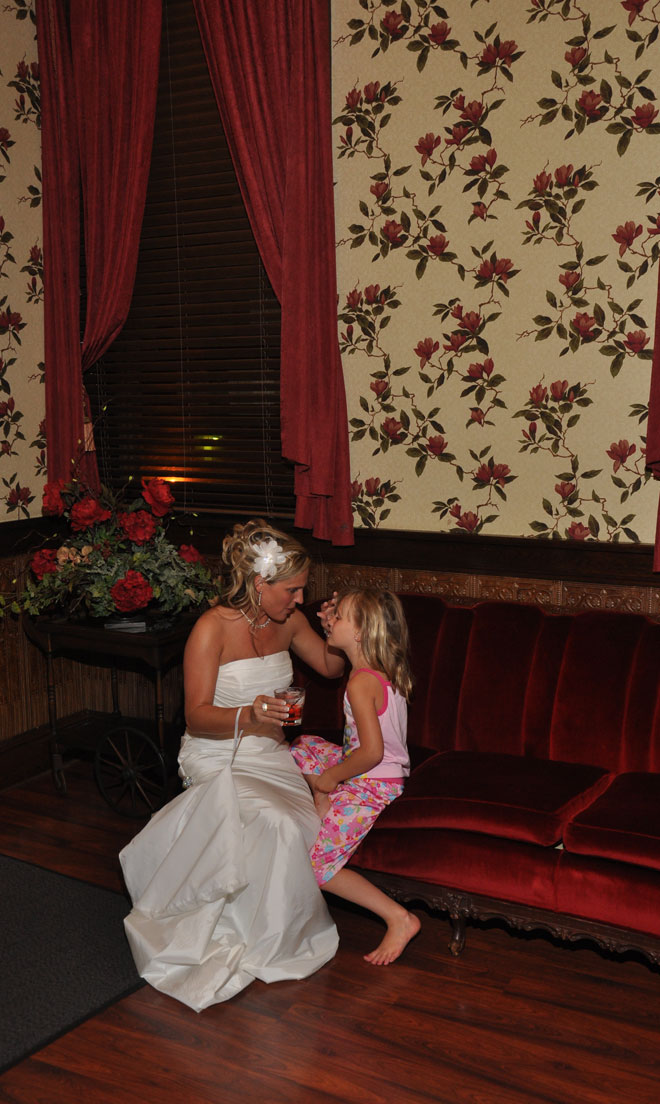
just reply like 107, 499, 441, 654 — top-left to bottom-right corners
258, 589, 262, 607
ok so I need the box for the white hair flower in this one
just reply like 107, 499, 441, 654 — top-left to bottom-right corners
252, 539, 286, 580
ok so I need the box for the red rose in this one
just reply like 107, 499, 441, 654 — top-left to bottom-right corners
119, 509, 157, 545
141, 476, 174, 517
70, 496, 112, 532
365, 477, 381, 496
364, 284, 382, 304
110, 569, 154, 613
370, 379, 388, 397
179, 544, 204, 564
31, 548, 58, 579
42, 480, 66, 516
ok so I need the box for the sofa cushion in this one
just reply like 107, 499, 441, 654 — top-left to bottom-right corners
563, 772, 660, 872
376, 750, 611, 846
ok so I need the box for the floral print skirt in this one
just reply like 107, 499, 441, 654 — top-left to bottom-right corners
291, 735, 404, 886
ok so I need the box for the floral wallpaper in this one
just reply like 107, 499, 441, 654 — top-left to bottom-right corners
332, 0, 660, 542
0, 0, 44, 524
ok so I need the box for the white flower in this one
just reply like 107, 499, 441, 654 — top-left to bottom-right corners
252, 539, 286, 580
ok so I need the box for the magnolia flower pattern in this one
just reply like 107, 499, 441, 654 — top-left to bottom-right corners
334, 0, 658, 541
1, 1, 43, 523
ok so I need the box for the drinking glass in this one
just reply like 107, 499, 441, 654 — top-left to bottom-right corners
274, 685, 306, 726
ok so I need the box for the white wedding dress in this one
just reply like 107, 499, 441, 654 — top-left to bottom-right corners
119, 651, 338, 1011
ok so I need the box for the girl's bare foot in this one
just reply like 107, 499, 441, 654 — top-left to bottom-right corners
364, 910, 421, 965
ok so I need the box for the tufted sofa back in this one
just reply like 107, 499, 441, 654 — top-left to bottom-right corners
298, 596, 660, 773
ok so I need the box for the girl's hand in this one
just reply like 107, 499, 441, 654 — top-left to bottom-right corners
250, 694, 289, 727
312, 768, 339, 794
317, 592, 338, 638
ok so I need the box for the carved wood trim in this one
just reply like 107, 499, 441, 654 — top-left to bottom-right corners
305, 562, 660, 619
358, 869, 660, 968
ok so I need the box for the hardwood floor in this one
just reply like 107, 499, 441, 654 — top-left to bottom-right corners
1, 762, 660, 1104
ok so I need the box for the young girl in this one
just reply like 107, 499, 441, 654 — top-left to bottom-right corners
291, 587, 421, 966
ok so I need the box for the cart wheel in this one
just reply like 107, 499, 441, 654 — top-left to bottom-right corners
94, 726, 168, 818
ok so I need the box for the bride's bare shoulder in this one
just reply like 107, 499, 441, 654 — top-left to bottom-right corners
187, 604, 240, 646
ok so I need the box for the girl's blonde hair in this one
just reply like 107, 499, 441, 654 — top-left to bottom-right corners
221, 519, 310, 613
337, 587, 413, 701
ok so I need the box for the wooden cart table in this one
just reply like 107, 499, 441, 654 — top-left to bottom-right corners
22, 614, 195, 817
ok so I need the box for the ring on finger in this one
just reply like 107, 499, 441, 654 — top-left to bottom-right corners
261, 701, 268, 713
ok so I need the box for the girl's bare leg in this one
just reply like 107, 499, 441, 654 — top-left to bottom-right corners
299, 772, 331, 819
322, 867, 420, 965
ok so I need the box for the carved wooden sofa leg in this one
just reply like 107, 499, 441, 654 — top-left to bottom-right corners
449, 913, 466, 956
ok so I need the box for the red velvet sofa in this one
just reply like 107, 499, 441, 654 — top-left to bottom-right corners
297, 595, 660, 966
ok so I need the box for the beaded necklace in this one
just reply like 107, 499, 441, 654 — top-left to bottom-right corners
239, 606, 271, 631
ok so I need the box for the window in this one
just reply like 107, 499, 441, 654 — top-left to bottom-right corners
86, 0, 296, 521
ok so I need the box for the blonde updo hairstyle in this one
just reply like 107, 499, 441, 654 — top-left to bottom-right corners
336, 587, 413, 702
221, 519, 310, 614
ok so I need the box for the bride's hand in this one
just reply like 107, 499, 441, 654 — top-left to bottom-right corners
317, 592, 338, 638
251, 694, 289, 727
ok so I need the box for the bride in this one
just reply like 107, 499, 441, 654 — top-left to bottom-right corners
120, 519, 344, 1011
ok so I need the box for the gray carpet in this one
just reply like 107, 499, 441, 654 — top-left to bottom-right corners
0, 855, 144, 1073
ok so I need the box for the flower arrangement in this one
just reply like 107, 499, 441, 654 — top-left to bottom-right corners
8, 476, 217, 621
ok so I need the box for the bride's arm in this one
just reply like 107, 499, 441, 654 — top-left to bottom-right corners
289, 609, 345, 680
183, 610, 277, 738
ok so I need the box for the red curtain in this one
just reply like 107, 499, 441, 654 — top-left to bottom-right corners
70, 0, 162, 371
36, 0, 161, 486
646, 265, 660, 568
193, 0, 354, 545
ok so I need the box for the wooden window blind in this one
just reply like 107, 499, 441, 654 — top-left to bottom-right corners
86, 0, 296, 521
